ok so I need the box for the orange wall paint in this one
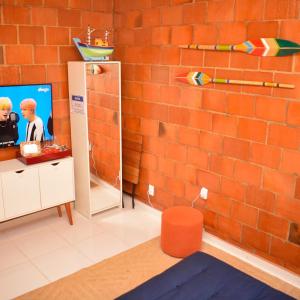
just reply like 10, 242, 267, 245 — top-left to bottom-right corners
114, 0, 300, 274
0, 0, 113, 160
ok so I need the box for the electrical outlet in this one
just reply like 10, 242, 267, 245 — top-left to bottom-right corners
200, 187, 208, 200
148, 184, 155, 196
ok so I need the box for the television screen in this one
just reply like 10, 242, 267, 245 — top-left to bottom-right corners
0, 83, 53, 148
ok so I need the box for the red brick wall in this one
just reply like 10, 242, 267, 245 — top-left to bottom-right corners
114, 0, 300, 274
0, 0, 113, 160
87, 63, 120, 185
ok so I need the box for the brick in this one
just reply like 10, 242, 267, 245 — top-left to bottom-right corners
139, 46, 161, 64
221, 177, 246, 202
265, 0, 297, 19
165, 143, 187, 162
268, 124, 300, 150
21, 65, 46, 84
69, 0, 92, 9
210, 155, 235, 177
152, 26, 170, 45
250, 143, 281, 169
45, 0, 69, 8
296, 178, 300, 199
289, 223, 300, 246
223, 137, 250, 160
135, 28, 152, 46
270, 238, 300, 269
275, 196, 300, 223
247, 21, 278, 40
3, 6, 30, 24
132, 101, 168, 122
0, 25, 17, 44
82, 12, 113, 29
199, 132, 223, 153
134, 65, 151, 82
261, 56, 293, 72
263, 169, 295, 197
58, 9, 81, 27
180, 88, 202, 109
206, 192, 231, 217
171, 26, 193, 45
140, 118, 159, 137
242, 226, 270, 253
218, 22, 246, 44
93, 0, 113, 12
183, 2, 206, 24
281, 150, 300, 175
197, 170, 220, 192
287, 101, 300, 126
234, 161, 262, 187
166, 178, 185, 197
227, 93, 255, 117
143, 137, 165, 155
123, 115, 140, 132
187, 147, 209, 169
207, 0, 235, 22
171, 0, 192, 4
19, 26, 44, 45
46, 27, 69, 45
235, 0, 264, 21
142, 83, 160, 102
160, 47, 181, 65
160, 86, 180, 105
158, 158, 175, 177
122, 81, 142, 99
256, 96, 287, 122
189, 110, 212, 131
151, 66, 169, 84
238, 118, 267, 143
0, 66, 20, 85
60, 46, 84, 63
202, 90, 227, 113
273, 72, 300, 100
230, 52, 259, 69
181, 49, 204, 67
280, 20, 300, 43
246, 186, 275, 212
32, 7, 57, 26
204, 51, 230, 68
203, 210, 218, 230
6, 45, 33, 65
168, 106, 189, 126
161, 6, 182, 25
194, 24, 217, 44
232, 202, 258, 228
141, 153, 157, 171
258, 211, 289, 239
218, 215, 242, 242
178, 127, 199, 147
142, 8, 160, 27
213, 114, 237, 137
47, 65, 67, 82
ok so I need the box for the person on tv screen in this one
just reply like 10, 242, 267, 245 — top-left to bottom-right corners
0, 97, 19, 147
20, 98, 44, 142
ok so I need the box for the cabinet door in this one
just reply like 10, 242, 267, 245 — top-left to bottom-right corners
0, 178, 4, 221
2, 168, 41, 219
39, 159, 75, 209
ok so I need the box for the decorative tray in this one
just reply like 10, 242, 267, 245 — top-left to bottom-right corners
17, 148, 72, 165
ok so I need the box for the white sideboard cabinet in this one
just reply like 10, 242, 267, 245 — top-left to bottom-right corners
0, 157, 75, 222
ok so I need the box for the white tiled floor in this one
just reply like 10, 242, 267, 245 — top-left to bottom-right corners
0, 197, 161, 300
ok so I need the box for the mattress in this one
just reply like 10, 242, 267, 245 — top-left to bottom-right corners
116, 252, 294, 300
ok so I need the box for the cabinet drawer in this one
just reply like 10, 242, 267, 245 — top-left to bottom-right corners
39, 159, 75, 208
0, 179, 4, 221
2, 168, 41, 219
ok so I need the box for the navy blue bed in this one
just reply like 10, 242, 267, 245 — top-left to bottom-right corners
116, 252, 294, 300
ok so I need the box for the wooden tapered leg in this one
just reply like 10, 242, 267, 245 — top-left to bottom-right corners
57, 206, 62, 217
64, 202, 74, 225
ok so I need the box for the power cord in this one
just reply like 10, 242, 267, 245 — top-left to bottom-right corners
192, 194, 200, 208
90, 143, 99, 178
147, 191, 154, 207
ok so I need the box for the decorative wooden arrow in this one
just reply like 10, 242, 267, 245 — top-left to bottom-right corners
176, 72, 295, 89
180, 38, 300, 57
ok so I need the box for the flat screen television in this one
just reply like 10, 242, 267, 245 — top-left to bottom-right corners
0, 83, 53, 148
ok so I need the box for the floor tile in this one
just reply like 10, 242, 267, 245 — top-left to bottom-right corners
74, 232, 131, 263
13, 227, 69, 259
0, 241, 28, 272
32, 245, 93, 282
0, 262, 48, 300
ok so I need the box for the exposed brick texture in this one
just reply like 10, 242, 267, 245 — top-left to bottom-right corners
1, 0, 300, 275
114, 0, 300, 274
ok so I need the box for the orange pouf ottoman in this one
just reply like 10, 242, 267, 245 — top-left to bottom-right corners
161, 206, 203, 258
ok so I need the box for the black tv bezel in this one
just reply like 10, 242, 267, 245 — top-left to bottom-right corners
0, 82, 54, 148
